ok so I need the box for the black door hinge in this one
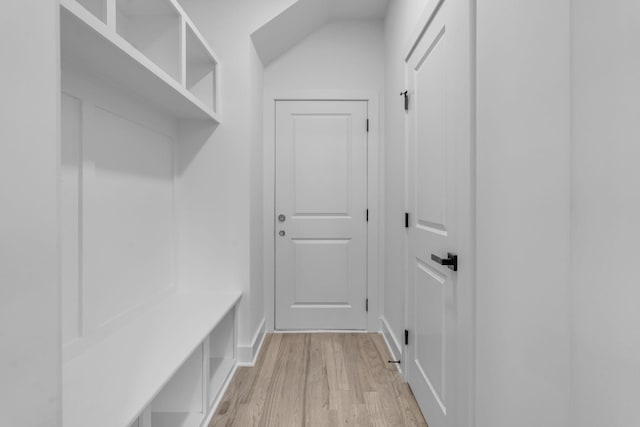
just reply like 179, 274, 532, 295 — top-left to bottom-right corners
366, 118, 369, 132
405, 329, 409, 346
400, 91, 409, 111
405, 212, 409, 228
366, 209, 369, 222
365, 298, 369, 312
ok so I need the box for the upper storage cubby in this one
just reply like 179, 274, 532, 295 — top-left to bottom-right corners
60, 0, 220, 123
116, 0, 181, 82
186, 24, 218, 112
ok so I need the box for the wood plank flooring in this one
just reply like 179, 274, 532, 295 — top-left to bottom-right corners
210, 333, 428, 427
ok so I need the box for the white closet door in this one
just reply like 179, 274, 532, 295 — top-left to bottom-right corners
406, 0, 473, 425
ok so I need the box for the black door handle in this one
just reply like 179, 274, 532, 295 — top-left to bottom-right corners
431, 253, 458, 272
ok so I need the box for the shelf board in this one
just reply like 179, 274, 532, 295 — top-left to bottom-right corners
63, 290, 241, 427
60, 0, 219, 122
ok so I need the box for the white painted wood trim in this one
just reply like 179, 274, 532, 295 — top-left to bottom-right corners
263, 89, 382, 333
140, 406, 152, 427
63, 291, 241, 427
403, 0, 445, 61
380, 317, 403, 374
60, 0, 220, 123
169, 0, 221, 65
179, 16, 187, 87
237, 318, 266, 366
105, 0, 116, 31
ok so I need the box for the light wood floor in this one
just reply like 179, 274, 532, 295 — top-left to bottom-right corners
210, 333, 428, 427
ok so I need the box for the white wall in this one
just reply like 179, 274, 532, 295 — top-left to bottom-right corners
382, 0, 427, 360
0, 2, 61, 426
176, 0, 293, 361
264, 21, 384, 92
475, 1, 572, 426
263, 19, 385, 331
570, 2, 640, 426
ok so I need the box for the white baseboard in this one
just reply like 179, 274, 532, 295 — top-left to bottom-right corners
380, 316, 403, 374
237, 318, 266, 366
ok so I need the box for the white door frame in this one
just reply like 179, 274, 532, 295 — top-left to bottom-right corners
263, 89, 382, 332
403, 1, 476, 426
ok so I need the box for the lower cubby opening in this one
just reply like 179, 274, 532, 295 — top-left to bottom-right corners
207, 309, 235, 408
150, 344, 205, 427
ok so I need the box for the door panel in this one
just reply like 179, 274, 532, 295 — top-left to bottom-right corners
416, 261, 446, 406
275, 100, 368, 330
406, 0, 472, 425
293, 239, 350, 305
416, 29, 448, 232
293, 115, 350, 215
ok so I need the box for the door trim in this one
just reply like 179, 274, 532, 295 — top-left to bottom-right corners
263, 90, 381, 332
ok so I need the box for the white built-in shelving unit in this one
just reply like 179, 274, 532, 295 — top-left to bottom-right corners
61, 0, 220, 122
64, 292, 240, 427
60, 1, 233, 426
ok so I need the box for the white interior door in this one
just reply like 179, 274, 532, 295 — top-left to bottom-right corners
406, 0, 472, 425
275, 100, 368, 330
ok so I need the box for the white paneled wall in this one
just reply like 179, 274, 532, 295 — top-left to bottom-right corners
61, 66, 178, 351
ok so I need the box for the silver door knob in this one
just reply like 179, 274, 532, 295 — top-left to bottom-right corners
279, 230, 286, 237
278, 214, 286, 222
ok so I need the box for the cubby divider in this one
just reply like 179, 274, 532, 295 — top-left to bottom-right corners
186, 24, 218, 112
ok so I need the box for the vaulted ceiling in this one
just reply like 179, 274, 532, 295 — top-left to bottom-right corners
251, 0, 389, 66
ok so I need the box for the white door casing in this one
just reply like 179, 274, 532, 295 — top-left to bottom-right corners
405, 0, 474, 426
275, 100, 368, 330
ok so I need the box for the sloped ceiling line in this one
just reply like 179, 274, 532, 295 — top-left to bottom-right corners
251, 0, 388, 66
